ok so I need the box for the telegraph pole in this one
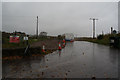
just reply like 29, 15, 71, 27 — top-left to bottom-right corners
111, 27, 113, 34
36, 16, 38, 39
90, 18, 98, 39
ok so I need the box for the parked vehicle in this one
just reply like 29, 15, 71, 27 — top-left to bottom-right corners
64, 33, 74, 42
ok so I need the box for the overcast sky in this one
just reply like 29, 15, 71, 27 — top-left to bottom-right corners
2, 2, 118, 37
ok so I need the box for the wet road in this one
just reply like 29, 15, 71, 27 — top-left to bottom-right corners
3, 41, 119, 78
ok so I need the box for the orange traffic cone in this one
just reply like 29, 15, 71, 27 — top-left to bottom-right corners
63, 42, 65, 47
42, 44, 45, 52
63, 39, 65, 43
58, 42, 62, 50
62, 39, 66, 47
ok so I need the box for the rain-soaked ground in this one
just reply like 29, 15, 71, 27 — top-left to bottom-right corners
2, 41, 119, 78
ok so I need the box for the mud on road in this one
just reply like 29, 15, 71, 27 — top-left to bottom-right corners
30, 39, 63, 49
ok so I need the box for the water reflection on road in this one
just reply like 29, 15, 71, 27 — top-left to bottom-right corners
3, 41, 119, 78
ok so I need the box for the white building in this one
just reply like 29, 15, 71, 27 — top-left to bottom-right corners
39, 32, 47, 36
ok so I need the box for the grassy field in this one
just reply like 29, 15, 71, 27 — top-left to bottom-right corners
87, 38, 109, 45
2, 31, 62, 49
2, 32, 60, 49
3, 38, 37, 48
2, 36, 50, 49
87, 34, 112, 45
86, 34, 120, 46
76, 33, 120, 47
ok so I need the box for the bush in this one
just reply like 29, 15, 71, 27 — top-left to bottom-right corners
97, 34, 104, 40
58, 35, 62, 40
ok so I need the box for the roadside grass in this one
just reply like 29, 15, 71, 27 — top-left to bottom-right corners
84, 33, 120, 46
87, 38, 109, 45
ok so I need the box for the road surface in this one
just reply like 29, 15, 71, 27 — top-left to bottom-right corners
3, 41, 119, 78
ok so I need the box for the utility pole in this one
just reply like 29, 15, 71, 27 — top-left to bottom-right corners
90, 18, 98, 39
102, 30, 104, 35
36, 16, 38, 39
111, 27, 113, 34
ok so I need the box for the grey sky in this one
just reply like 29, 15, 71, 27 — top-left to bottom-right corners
2, 2, 118, 37
2, 0, 120, 2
